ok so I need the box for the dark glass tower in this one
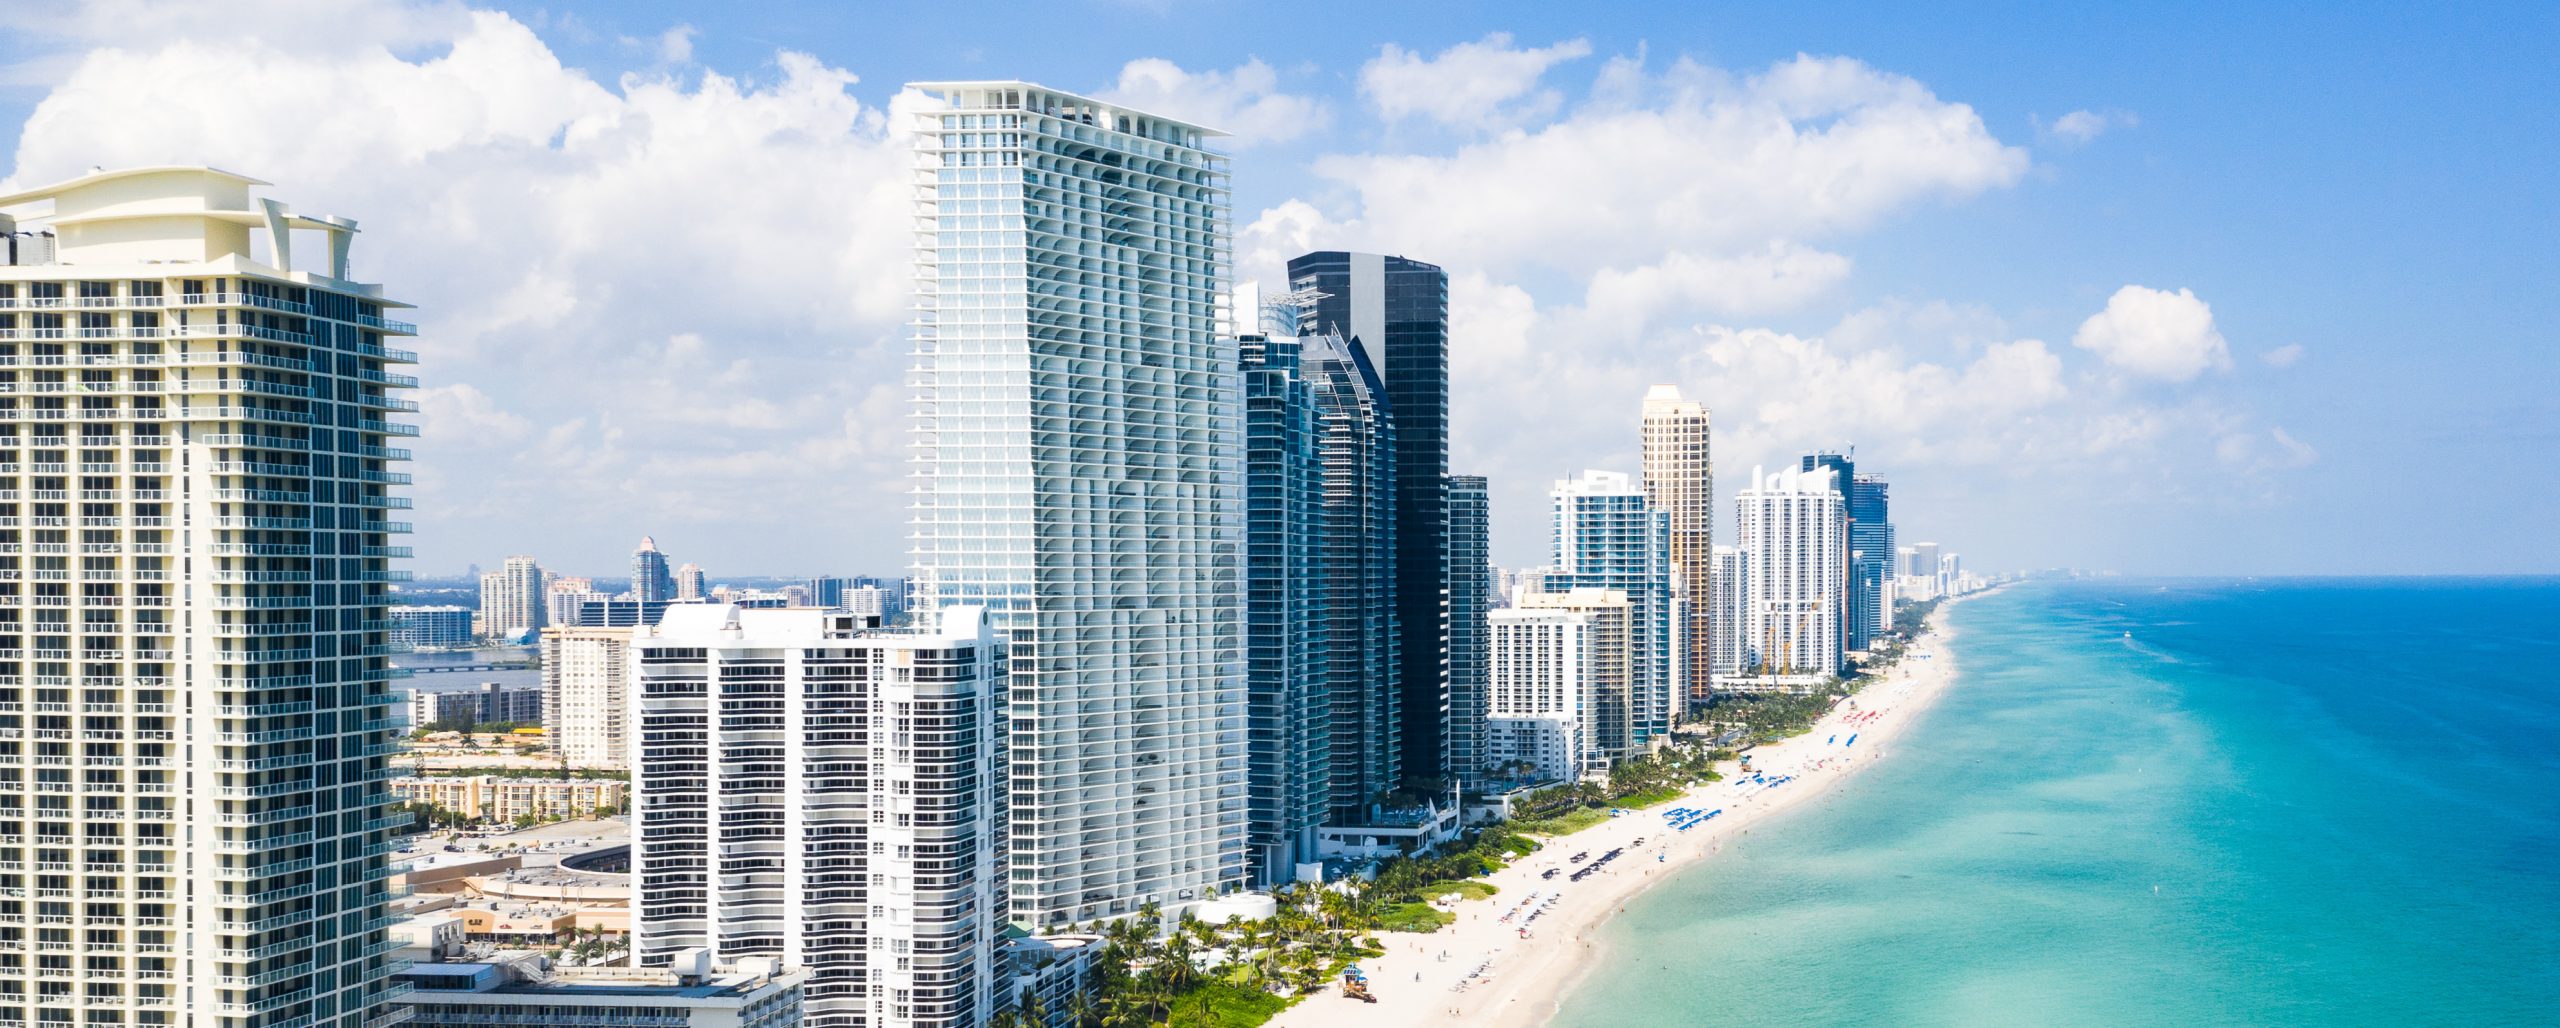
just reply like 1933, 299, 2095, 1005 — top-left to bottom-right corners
1288, 251, 1450, 789
1447, 474, 1493, 789
1800, 454, 1888, 651
1304, 332, 1401, 821
1239, 324, 1329, 880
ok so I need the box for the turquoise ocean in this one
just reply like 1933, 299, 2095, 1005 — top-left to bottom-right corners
1550, 578, 2560, 1027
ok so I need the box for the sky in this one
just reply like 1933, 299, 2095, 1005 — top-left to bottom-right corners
0, 0, 2551, 578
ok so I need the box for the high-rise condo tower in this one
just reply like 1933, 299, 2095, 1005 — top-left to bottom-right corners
1639, 385, 1712, 708
907, 82, 1244, 926
0, 166, 418, 1028
1285, 252, 1449, 788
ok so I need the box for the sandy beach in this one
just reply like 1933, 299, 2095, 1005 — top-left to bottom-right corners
1269, 597, 1973, 1028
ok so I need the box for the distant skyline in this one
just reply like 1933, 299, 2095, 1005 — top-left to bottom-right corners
3, 1, 2550, 576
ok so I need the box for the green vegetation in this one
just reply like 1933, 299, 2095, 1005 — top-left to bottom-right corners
1004, 889, 1387, 1028
1416, 880, 1497, 902
1703, 685, 1854, 744
1372, 901, 1452, 933
1160, 983, 1290, 1027
1507, 745, 1726, 834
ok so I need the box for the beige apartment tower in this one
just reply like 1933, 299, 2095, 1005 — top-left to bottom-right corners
1640, 384, 1712, 708
0, 167, 418, 1028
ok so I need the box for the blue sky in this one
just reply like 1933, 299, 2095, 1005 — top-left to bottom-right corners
1, 0, 2551, 577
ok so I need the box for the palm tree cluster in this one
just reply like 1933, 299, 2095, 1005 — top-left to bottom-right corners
993, 888, 1387, 1027
1509, 746, 1725, 823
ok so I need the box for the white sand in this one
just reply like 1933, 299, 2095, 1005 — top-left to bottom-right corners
1269, 597, 1974, 1028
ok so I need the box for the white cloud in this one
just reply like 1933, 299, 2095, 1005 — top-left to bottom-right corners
2071, 285, 2232, 382
2218, 426, 2319, 470
656, 24, 695, 64
1581, 243, 1853, 330
2044, 108, 2136, 144
6, 7, 920, 572
1100, 57, 1327, 146
1359, 33, 1593, 131
2260, 343, 2305, 368
1276, 53, 2029, 281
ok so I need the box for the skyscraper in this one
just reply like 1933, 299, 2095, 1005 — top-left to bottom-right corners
1799, 453, 1859, 652
1446, 474, 1493, 790
1737, 464, 1848, 685
1304, 330, 1400, 822
1286, 251, 1450, 787
631, 605, 1000, 1028
1238, 290, 1328, 881
539, 624, 630, 770
1503, 587, 1632, 772
907, 81, 1244, 925
1854, 474, 1893, 639
631, 535, 673, 602
1709, 545, 1748, 679
1533, 470, 1681, 756
1639, 385, 1713, 708
0, 166, 415, 1028
673, 561, 706, 601
478, 554, 545, 641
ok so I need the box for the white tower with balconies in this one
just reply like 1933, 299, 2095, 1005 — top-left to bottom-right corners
630, 605, 999, 1028
0, 167, 418, 1028
905, 81, 1245, 928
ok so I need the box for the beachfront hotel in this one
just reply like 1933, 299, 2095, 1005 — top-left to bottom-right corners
1639, 385, 1713, 707
1735, 463, 1849, 687
0, 167, 417, 1028
629, 604, 1001, 1028
1530, 470, 1681, 755
905, 82, 1248, 925
1488, 588, 1631, 781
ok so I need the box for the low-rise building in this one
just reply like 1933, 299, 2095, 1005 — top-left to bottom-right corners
394, 605, 478, 651
398, 952, 807, 1028
392, 775, 629, 822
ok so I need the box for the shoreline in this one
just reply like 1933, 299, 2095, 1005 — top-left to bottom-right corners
1268, 594, 1978, 1028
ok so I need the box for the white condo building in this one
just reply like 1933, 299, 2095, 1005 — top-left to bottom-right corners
476, 554, 542, 641
539, 624, 631, 770
1533, 470, 1680, 754
1638, 385, 1712, 706
1735, 464, 1847, 685
1708, 545, 1747, 679
0, 167, 417, 1028
1487, 588, 1629, 781
630, 604, 1001, 1028
905, 81, 1246, 926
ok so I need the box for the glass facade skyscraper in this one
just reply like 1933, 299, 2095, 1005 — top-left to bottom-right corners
1238, 307, 1326, 881
1303, 332, 1399, 822
1800, 454, 1888, 651
1535, 470, 1681, 757
1446, 474, 1493, 789
907, 82, 1244, 926
1284, 251, 1450, 788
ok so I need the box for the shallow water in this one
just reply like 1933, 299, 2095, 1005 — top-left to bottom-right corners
1550, 578, 2560, 1027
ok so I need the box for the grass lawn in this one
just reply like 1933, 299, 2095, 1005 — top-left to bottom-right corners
1163, 983, 1291, 1027
1417, 880, 1498, 902
1374, 901, 1455, 933
1613, 784, 1688, 808
1516, 806, 1614, 836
